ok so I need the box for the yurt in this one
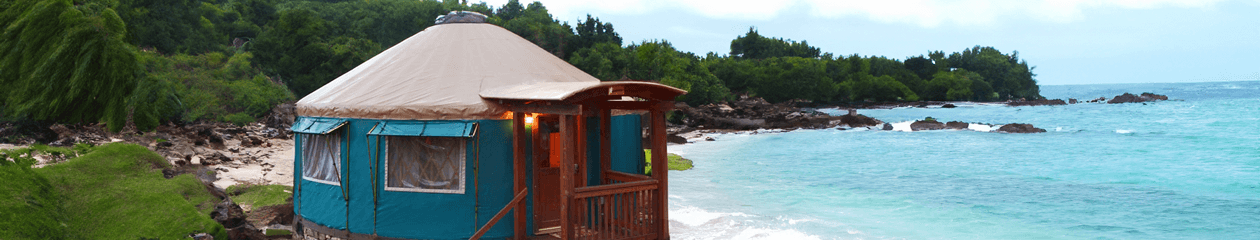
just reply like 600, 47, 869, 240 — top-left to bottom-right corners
290, 12, 685, 240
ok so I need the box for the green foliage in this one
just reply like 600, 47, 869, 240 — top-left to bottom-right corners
852, 74, 919, 102
0, 148, 67, 239
627, 41, 731, 105
138, 50, 293, 124
571, 14, 621, 53
924, 71, 975, 101
253, 7, 383, 97
946, 46, 1040, 100
3, 143, 227, 239
0, 0, 141, 132
730, 28, 821, 59
222, 112, 255, 126
226, 184, 292, 208
569, 42, 631, 81
489, 0, 574, 58
644, 149, 693, 175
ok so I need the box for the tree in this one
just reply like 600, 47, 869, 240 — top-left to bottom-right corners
730, 27, 820, 59
0, 0, 141, 131
571, 14, 621, 55
626, 41, 730, 104
568, 42, 630, 81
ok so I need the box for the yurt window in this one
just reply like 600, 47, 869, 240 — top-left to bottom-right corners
301, 132, 342, 185
385, 136, 466, 194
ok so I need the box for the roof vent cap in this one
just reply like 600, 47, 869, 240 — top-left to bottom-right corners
435, 11, 488, 24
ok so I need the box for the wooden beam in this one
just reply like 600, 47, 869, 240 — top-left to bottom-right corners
470, 189, 528, 240
593, 101, 657, 111
502, 102, 582, 115
649, 108, 670, 238
511, 113, 526, 240
599, 109, 612, 184
558, 115, 574, 240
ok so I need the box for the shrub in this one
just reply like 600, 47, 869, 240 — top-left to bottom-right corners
222, 112, 255, 126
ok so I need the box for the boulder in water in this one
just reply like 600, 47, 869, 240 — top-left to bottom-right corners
997, 123, 1046, 133
1107, 92, 1168, 104
910, 120, 946, 131
945, 121, 969, 130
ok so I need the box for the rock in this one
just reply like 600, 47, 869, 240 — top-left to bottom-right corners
1087, 97, 1107, 103
189, 233, 214, 240
945, 121, 969, 130
261, 102, 296, 130
941, 103, 957, 108
262, 203, 295, 225
672, 94, 838, 130
1140, 92, 1168, 101
881, 123, 894, 131
1007, 99, 1067, 106
997, 123, 1046, 133
838, 113, 880, 128
212, 199, 249, 228
910, 120, 946, 131
209, 152, 233, 163
705, 137, 715, 141
1108, 92, 1168, 104
666, 134, 688, 144
1068, 98, 1078, 104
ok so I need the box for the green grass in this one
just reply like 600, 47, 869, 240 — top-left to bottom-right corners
644, 149, 694, 175
226, 184, 292, 208
1, 143, 227, 240
0, 148, 67, 239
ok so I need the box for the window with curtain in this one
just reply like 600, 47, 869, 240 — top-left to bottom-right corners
385, 136, 466, 194
301, 132, 342, 185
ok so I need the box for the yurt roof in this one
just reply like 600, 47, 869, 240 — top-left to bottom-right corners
295, 23, 608, 120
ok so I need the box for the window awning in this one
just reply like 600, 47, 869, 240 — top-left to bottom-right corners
368, 122, 478, 137
292, 118, 348, 134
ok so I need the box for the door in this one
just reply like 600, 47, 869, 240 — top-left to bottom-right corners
534, 119, 562, 234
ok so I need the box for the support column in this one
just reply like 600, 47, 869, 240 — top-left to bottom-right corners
558, 115, 575, 240
511, 113, 527, 240
649, 106, 669, 238
599, 109, 612, 184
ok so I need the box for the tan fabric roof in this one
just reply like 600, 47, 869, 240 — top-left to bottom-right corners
479, 81, 686, 102
296, 23, 599, 120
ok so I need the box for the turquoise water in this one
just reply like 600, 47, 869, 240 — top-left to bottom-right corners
667, 81, 1260, 239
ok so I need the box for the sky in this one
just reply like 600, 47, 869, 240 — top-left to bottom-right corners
476, 0, 1259, 85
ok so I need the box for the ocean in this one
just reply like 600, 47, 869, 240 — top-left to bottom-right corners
666, 81, 1260, 240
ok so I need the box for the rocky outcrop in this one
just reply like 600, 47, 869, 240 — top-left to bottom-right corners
945, 121, 969, 130
910, 120, 946, 131
941, 103, 957, 108
997, 123, 1046, 133
837, 111, 881, 127
673, 95, 861, 130
1107, 92, 1168, 104
1007, 99, 1067, 107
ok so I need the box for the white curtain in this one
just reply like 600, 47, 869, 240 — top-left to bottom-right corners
387, 136, 465, 193
301, 133, 342, 184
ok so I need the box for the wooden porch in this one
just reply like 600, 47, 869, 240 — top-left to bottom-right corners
474, 82, 684, 240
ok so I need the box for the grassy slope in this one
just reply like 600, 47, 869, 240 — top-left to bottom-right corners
1, 143, 227, 240
0, 150, 68, 239
644, 149, 694, 175
226, 184, 292, 208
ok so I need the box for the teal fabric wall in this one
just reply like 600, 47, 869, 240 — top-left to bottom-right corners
293, 115, 642, 239
294, 121, 349, 230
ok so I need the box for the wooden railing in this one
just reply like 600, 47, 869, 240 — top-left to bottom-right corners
470, 189, 527, 240
569, 171, 660, 240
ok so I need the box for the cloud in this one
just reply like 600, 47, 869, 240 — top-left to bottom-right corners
478, 0, 1234, 27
